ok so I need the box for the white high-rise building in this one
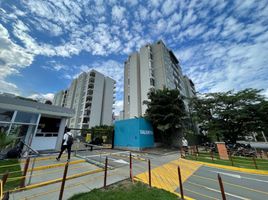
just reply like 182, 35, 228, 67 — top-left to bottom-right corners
53, 90, 68, 107
123, 40, 195, 119
53, 70, 116, 129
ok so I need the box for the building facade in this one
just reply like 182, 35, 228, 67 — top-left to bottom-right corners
53, 70, 116, 129
123, 40, 195, 119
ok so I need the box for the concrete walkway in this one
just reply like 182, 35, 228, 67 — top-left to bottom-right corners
10, 149, 179, 200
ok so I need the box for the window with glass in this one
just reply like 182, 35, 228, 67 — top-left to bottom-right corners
0, 108, 14, 122
15, 111, 39, 124
0, 123, 10, 133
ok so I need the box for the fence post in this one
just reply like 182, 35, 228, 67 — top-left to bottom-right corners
196, 145, 199, 154
210, 151, 214, 162
252, 156, 258, 169
218, 174, 226, 200
130, 152, 133, 182
59, 162, 69, 200
178, 166, 184, 199
148, 159, 151, 187
0, 180, 2, 200
1, 172, 9, 189
20, 157, 30, 188
104, 156, 108, 188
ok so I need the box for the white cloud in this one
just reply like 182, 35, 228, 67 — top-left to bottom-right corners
28, 93, 54, 101
162, 0, 177, 16
112, 5, 126, 22
113, 100, 123, 115
0, 23, 34, 94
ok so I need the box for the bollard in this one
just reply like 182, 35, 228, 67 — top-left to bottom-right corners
104, 156, 108, 188
20, 157, 30, 188
229, 152, 234, 166
218, 174, 226, 200
59, 162, 69, 200
177, 166, 184, 199
130, 152, 133, 182
148, 159, 151, 187
252, 156, 258, 169
210, 151, 214, 162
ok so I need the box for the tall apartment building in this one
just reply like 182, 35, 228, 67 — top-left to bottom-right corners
53, 70, 116, 129
53, 90, 68, 107
123, 40, 195, 119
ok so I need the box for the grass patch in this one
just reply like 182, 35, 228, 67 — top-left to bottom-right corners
68, 181, 180, 200
185, 152, 268, 171
0, 159, 22, 191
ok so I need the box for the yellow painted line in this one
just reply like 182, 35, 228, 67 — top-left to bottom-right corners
9, 168, 104, 192
186, 159, 268, 175
135, 159, 201, 200
6, 162, 95, 182
29, 160, 85, 171
20, 154, 68, 163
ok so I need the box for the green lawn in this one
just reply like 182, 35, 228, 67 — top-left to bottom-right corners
0, 159, 22, 191
185, 152, 268, 171
69, 181, 180, 200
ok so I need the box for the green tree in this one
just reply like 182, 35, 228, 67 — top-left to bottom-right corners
0, 132, 15, 153
144, 88, 186, 145
190, 89, 266, 143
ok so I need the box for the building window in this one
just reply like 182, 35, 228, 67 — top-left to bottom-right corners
15, 111, 39, 124
128, 95, 130, 104
150, 78, 155, 86
0, 108, 14, 122
0, 123, 10, 134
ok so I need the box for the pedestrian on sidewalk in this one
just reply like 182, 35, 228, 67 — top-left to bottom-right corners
56, 127, 73, 162
181, 137, 188, 157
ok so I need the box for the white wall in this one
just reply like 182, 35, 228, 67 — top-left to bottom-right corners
89, 72, 104, 127
101, 77, 115, 125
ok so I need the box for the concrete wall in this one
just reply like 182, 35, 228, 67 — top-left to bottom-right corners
140, 45, 153, 116
101, 77, 115, 125
129, 53, 141, 118
89, 72, 104, 127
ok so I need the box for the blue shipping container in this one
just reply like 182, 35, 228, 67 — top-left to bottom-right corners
114, 118, 154, 150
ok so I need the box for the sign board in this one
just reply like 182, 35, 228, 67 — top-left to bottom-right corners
86, 133, 91, 143
216, 142, 229, 160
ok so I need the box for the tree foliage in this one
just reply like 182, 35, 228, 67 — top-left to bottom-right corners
144, 88, 186, 144
190, 88, 268, 143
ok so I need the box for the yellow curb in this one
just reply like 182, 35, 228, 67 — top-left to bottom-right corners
181, 159, 268, 175
29, 160, 86, 172
21, 154, 68, 163
9, 168, 104, 192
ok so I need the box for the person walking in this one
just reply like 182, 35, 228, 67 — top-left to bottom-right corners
181, 137, 188, 157
56, 127, 73, 162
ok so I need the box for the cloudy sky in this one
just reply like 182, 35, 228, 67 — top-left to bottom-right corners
0, 0, 268, 113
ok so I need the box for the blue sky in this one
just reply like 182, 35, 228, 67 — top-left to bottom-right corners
0, 0, 268, 114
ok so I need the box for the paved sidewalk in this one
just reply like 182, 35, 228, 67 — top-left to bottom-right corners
9, 150, 180, 200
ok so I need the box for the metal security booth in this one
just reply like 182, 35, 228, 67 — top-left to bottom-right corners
0, 96, 74, 151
